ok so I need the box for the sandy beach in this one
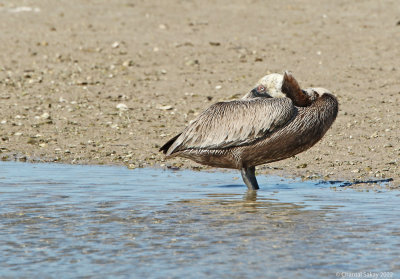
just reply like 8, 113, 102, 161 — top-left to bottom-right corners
0, 0, 399, 187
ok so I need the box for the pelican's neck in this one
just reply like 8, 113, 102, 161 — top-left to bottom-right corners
281, 72, 312, 107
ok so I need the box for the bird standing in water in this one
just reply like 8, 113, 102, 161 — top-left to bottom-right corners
160, 72, 338, 190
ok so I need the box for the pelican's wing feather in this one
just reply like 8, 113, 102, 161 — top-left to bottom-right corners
166, 98, 294, 155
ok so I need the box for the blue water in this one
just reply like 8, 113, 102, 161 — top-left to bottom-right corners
0, 162, 398, 278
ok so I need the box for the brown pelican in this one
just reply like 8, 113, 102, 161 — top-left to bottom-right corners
160, 72, 338, 190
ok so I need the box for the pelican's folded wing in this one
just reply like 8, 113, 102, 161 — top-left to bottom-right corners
165, 98, 294, 156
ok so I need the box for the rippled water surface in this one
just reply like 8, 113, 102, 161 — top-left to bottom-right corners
0, 162, 399, 278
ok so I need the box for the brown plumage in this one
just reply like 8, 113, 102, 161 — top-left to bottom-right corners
160, 72, 338, 190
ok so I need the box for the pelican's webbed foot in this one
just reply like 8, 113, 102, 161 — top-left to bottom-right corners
241, 166, 259, 190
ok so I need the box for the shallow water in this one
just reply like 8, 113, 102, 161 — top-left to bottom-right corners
0, 162, 398, 278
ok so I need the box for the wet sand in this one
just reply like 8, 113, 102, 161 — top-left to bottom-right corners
0, 0, 399, 187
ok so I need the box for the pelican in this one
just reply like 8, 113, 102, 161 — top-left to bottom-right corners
160, 72, 338, 190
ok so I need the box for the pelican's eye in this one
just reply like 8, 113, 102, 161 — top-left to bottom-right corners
257, 85, 266, 93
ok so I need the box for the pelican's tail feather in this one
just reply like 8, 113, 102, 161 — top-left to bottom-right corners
159, 133, 181, 154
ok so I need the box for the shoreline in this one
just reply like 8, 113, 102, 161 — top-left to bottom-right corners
1, 155, 397, 190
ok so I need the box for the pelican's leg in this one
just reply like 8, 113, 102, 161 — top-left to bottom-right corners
241, 166, 259, 190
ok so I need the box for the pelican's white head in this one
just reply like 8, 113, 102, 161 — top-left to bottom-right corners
256, 73, 286, 98
242, 73, 285, 99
